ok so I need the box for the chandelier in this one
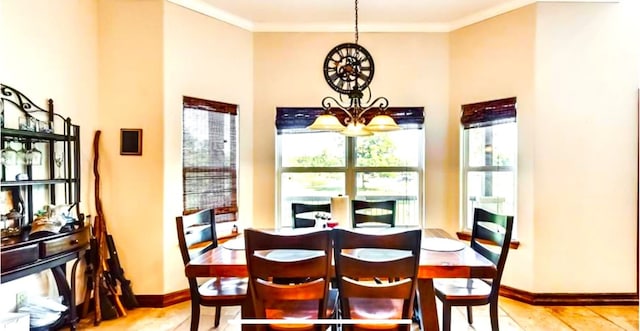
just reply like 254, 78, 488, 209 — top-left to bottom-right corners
307, 0, 400, 136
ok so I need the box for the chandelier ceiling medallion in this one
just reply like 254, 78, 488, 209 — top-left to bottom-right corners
307, 0, 400, 136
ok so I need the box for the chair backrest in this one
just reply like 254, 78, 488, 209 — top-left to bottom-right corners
333, 228, 421, 330
351, 200, 396, 228
470, 208, 514, 298
244, 228, 333, 329
176, 209, 217, 266
291, 202, 331, 228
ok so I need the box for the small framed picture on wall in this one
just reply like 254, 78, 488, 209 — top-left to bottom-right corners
120, 129, 143, 156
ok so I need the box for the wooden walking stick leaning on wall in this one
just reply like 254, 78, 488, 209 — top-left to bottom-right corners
92, 131, 115, 324
92, 130, 134, 324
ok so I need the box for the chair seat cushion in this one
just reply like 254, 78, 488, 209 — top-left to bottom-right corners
264, 290, 339, 318
348, 298, 404, 330
265, 301, 322, 331
434, 278, 492, 301
265, 288, 339, 331
199, 277, 248, 299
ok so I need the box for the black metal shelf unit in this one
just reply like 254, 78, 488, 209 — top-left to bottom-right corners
1, 84, 81, 230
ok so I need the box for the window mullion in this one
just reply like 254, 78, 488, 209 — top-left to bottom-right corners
461, 130, 470, 229
345, 137, 356, 199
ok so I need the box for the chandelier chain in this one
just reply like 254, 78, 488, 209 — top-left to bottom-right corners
354, 0, 359, 45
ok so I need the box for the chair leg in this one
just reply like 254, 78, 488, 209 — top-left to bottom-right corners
214, 306, 222, 328
442, 303, 452, 331
190, 302, 200, 331
412, 297, 421, 324
466, 306, 473, 325
490, 302, 499, 331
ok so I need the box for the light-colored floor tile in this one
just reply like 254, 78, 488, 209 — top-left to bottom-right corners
588, 306, 639, 331
498, 298, 574, 331
549, 306, 627, 331
67, 297, 638, 331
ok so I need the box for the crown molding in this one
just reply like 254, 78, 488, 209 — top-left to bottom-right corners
448, 0, 536, 31
252, 23, 451, 33
167, 0, 619, 33
167, 0, 254, 31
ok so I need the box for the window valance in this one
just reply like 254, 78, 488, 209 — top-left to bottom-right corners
460, 97, 516, 129
275, 107, 424, 134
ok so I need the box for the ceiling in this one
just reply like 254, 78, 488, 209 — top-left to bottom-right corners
169, 0, 604, 32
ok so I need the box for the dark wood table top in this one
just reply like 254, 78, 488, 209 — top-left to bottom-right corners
185, 228, 496, 279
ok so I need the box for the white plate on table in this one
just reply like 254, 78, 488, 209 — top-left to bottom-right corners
265, 249, 323, 262
355, 248, 412, 261
222, 237, 245, 250
355, 222, 392, 228
421, 238, 466, 252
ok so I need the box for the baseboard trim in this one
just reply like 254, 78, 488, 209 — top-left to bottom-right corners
136, 289, 191, 308
134, 286, 638, 308
500, 285, 639, 306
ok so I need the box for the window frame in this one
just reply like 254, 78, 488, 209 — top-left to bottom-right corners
276, 128, 425, 228
459, 97, 517, 232
182, 96, 238, 223
460, 125, 517, 230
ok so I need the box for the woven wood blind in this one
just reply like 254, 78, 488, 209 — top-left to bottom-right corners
182, 96, 237, 222
460, 97, 517, 129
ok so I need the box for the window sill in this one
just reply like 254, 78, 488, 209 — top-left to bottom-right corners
218, 232, 240, 244
456, 231, 520, 249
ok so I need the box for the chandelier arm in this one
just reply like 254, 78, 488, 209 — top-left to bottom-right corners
321, 96, 356, 122
359, 96, 390, 115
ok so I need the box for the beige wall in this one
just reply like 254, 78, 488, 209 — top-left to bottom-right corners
97, 0, 165, 295
0, 0, 255, 301
253, 32, 450, 229
0, 0, 100, 311
532, 2, 639, 292
162, 2, 254, 293
451, 2, 639, 293
450, 4, 538, 292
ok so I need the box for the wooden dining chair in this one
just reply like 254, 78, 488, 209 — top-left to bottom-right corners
244, 228, 336, 331
351, 200, 396, 228
333, 228, 421, 331
434, 208, 514, 331
176, 209, 247, 331
291, 202, 331, 228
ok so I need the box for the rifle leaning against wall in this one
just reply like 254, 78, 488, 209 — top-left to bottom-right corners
106, 234, 139, 309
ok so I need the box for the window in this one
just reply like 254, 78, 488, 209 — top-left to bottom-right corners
276, 107, 424, 228
461, 97, 517, 230
182, 97, 238, 222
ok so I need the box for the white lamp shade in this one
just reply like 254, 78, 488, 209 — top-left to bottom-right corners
307, 114, 346, 131
341, 122, 373, 136
366, 114, 401, 132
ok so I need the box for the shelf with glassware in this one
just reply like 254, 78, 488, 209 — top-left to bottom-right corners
0, 84, 81, 239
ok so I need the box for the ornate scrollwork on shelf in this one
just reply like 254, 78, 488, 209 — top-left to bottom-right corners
1, 84, 49, 114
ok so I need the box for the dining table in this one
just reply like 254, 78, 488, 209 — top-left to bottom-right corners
185, 227, 496, 331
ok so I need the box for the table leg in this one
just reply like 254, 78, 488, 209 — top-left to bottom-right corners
418, 278, 439, 331
69, 256, 81, 331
